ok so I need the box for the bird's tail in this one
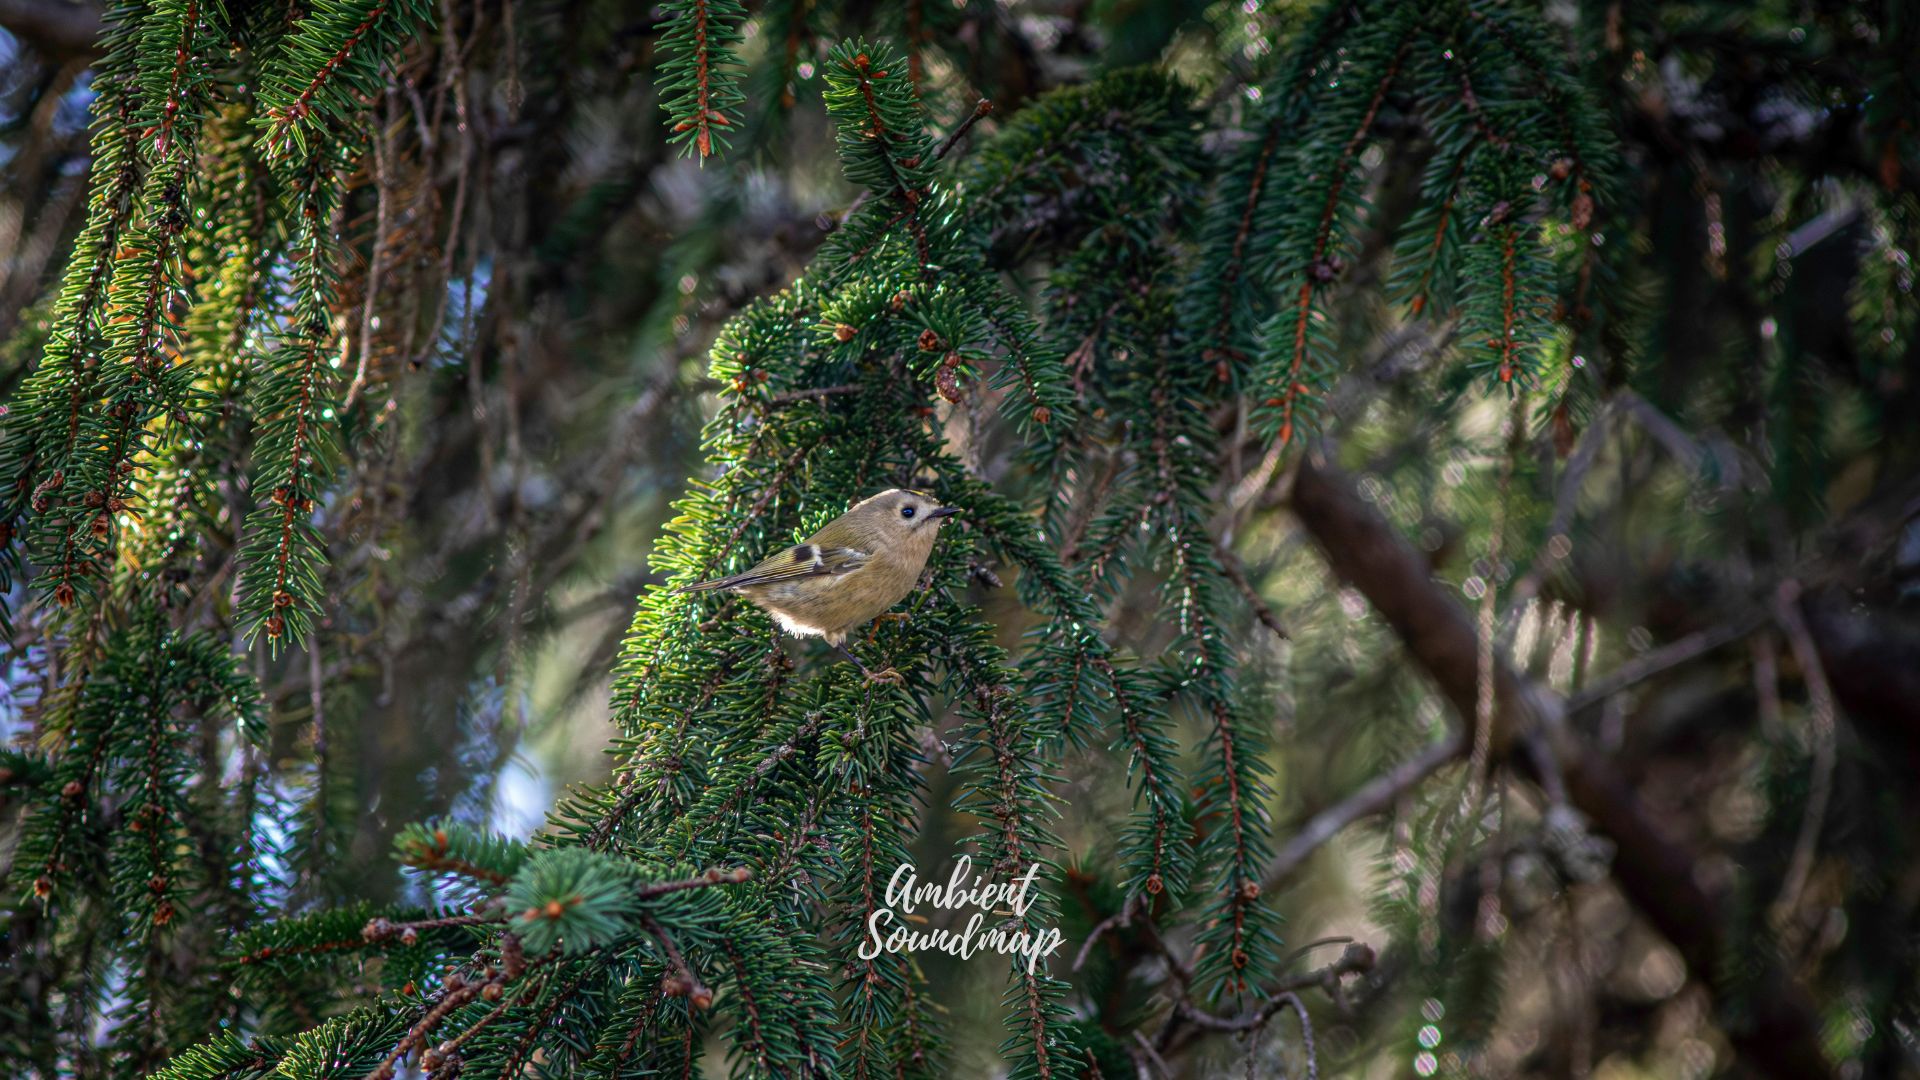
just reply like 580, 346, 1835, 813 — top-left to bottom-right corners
674, 575, 738, 594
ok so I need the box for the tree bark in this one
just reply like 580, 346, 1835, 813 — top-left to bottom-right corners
0, 0, 101, 57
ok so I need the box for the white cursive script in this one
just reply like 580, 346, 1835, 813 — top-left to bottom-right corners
856, 856, 1067, 974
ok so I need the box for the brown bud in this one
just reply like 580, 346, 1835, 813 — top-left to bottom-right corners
1030, 405, 1051, 425
33, 876, 52, 898
1549, 157, 1574, 181
264, 615, 284, 639
890, 291, 910, 312
54, 582, 76, 608
482, 981, 504, 1001
690, 986, 714, 1010
662, 973, 692, 997
1239, 880, 1261, 901
62, 780, 84, 799
84, 491, 105, 508
1571, 192, 1595, 231
1145, 873, 1164, 896
272, 590, 294, 608
154, 900, 174, 926
1231, 948, 1249, 970
935, 365, 963, 404
916, 328, 943, 352
400, 927, 418, 947
91, 513, 111, 537
832, 323, 856, 343
1552, 401, 1576, 459
544, 900, 566, 919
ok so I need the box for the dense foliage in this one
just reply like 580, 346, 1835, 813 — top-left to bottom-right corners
0, 0, 1915, 1077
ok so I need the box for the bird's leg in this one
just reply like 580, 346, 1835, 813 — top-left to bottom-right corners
834, 640, 903, 685
865, 611, 912, 646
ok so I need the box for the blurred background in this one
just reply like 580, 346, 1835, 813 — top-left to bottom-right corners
3, 0, 1918, 1076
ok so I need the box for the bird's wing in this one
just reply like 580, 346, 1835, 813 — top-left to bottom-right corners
676, 543, 872, 593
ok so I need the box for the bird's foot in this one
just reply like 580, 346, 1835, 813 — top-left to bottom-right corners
834, 641, 900, 685
866, 612, 911, 645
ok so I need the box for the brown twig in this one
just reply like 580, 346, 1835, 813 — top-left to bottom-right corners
1214, 537, 1289, 640
1161, 943, 1372, 1058
639, 912, 709, 1006
765, 383, 862, 407
1565, 617, 1760, 714
1072, 891, 1144, 972
933, 98, 993, 162
1264, 735, 1464, 889
636, 865, 752, 900
1767, 581, 1838, 940
362, 912, 501, 943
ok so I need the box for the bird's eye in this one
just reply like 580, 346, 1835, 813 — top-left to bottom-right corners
900, 505, 917, 519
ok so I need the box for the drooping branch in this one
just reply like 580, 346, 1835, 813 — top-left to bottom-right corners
1289, 454, 1833, 1080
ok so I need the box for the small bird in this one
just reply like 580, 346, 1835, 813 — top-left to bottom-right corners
677, 488, 959, 682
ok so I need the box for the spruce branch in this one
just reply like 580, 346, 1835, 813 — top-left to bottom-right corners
657, 0, 747, 160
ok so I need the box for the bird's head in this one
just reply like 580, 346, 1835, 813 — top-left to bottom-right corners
838, 488, 959, 548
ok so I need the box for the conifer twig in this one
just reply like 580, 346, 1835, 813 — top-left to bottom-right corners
1159, 943, 1371, 1055
637, 865, 753, 899
639, 913, 710, 1007
362, 912, 501, 943
1768, 581, 1838, 941
1213, 537, 1288, 640
766, 383, 861, 406
1072, 890, 1145, 972
1263, 734, 1464, 889
1565, 618, 1760, 713
933, 98, 993, 161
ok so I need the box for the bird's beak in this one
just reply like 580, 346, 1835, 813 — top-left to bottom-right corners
929, 507, 960, 520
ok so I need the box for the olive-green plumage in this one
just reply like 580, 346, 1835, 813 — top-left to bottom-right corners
678, 489, 958, 656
